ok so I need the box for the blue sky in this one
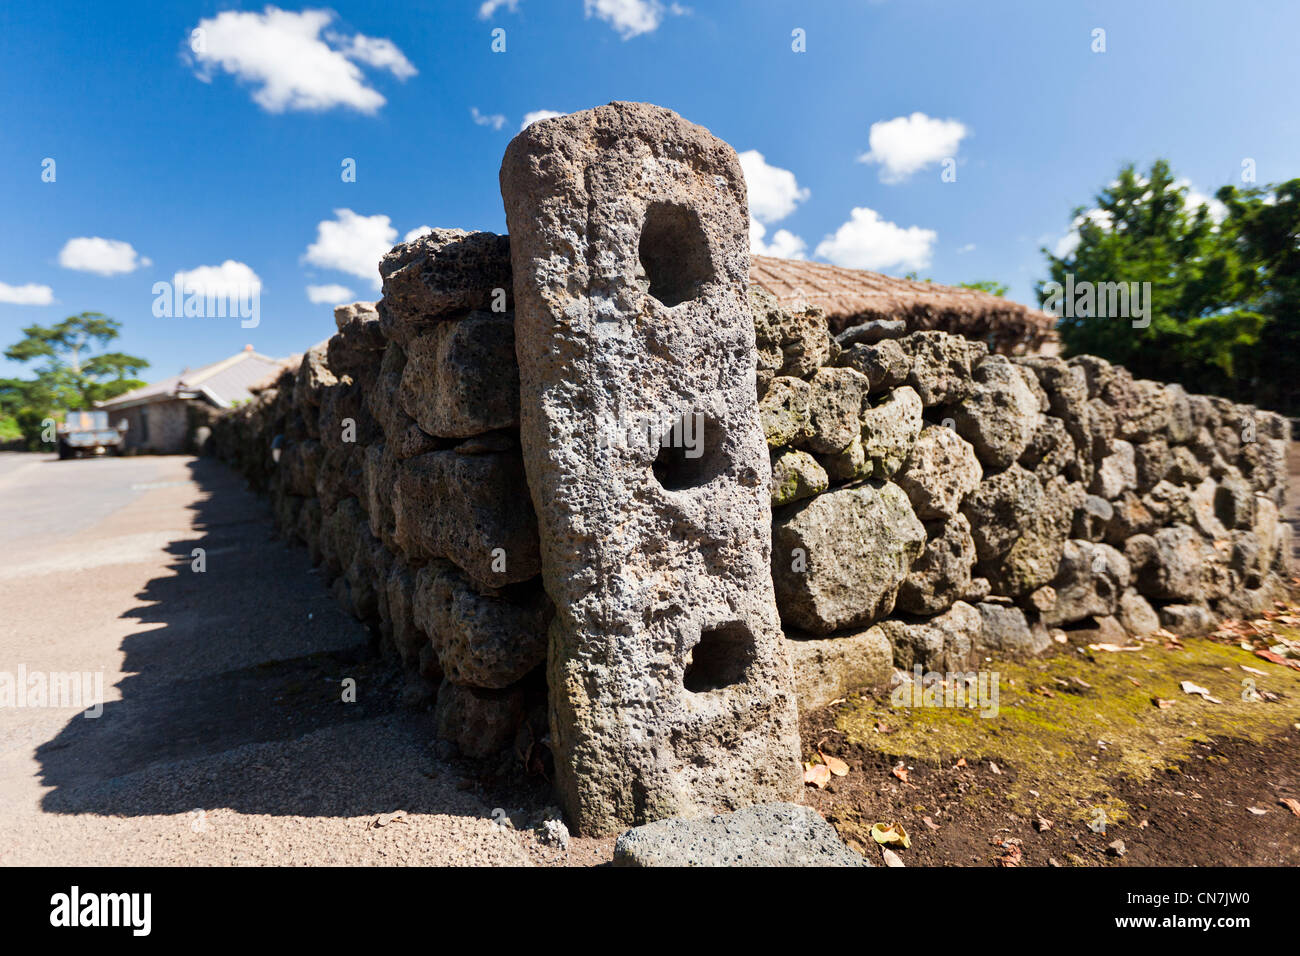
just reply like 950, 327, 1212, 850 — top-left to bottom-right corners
2, 0, 1298, 383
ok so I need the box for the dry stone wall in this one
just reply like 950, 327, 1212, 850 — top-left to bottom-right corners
213, 123, 1291, 827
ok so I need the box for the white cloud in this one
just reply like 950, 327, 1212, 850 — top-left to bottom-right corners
306, 283, 357, 304
584, 0, 681, 39
814, 207, 937, 271
957, 243, 976, 254
404, 225, 433, 242
189, 7, 415, 114
471, 106, 507, 131
331, 33, 417, 80
1176, 179, 1228, 223
176, 261, 262, 298
0, 282, 54, 305
738, 150, 810, 224
858, 112, 969, 184
57, 237, 149, 276
749, 218, 807, 259
1052, 208, 1114, 259
303, 209, 396, 290
520, 109, 566, 130
479, 0, 521, 17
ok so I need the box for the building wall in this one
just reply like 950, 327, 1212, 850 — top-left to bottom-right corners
115, 399, 192, 454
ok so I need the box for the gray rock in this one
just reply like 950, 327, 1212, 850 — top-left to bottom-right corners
960, 464, 1042, 562
836, 319, 907, 348
1135, 524, 1209, 602
896, 513, 977, 615
860, 385, 923, 477
413, 562, 549, 689
1037, 539, 1130, 627
759, 376, 814, 449
772, 482, 926, 634
1158, 604, 1216, 637
434, 680, 525, 758
392, 450, 541, 589
898, 331, 981, 406
784, 627, 893, 711
952, 354, 1042, 470
895, 424, 981, 519
502, 102, 803, 835
751, 285, 831, 386
1092, 439, 1137, 500
378, 229, 514, 345
613, 803, 869, 867
838, 338, 910, 391
770, 448, 829, 507
879, 601, 981, 672
976, 603, 1050, 656
1117, 589, 1160, 636
397, 311, 519, 438
804, 366, 870, 455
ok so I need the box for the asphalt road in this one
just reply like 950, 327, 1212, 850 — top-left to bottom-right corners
0, 452, 565, 866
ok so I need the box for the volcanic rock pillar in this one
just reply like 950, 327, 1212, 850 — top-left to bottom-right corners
500, 102, 802, 835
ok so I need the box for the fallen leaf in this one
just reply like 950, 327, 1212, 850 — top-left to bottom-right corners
1256, 649, 1300, 671
870, 822, 911, 849
1155, 698, 1177, 709
922, 816, 941, 831
371, 810, 408, 828
1107, 839, 1127, 857
1180, 680, 1224, 704
1035, 817, 1053, 832
954, 757, 967, 769
1240, 665, 1268, 677
989, 761, 1002, 775
891, 763, 910, 783
820, 751, 850, 777
1281, 798, 1300, 817
1089, 643, 1141, 652
803, 762, 831, 789
1247, 807, 1268, 816
881, 848, 905, 867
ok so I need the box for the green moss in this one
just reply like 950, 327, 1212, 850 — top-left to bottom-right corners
836, 638, 1300, 822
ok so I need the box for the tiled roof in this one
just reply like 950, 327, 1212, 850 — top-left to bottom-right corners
98, 348, 290, 411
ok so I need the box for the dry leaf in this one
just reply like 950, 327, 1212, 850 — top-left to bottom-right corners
1247, 807, 1267, 815
371, 810, 408, 828
922, 816, 941, 831
954, 757, 967, 769
819, 751, 850, 777
989, 761, 1001, 775
1035, 817, 1053, 832
1089, 643, 1141, 652
1281, 798, 1300, 817
891, 763, 910, 783
1240, 665, 1268, 677
870, 822, 911, 848
803, 762, 831, 789
1155, 698, 1176, 709
881, 848, 905, 867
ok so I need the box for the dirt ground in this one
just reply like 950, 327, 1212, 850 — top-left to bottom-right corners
4, 448, 1299, 868
0, 452, 611, 867
801, 632, 1300, 867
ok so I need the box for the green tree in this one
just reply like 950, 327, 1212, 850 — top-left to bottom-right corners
1038, 160, 1268, 401
2, 312, 148, 448
959, 280, 1009, 297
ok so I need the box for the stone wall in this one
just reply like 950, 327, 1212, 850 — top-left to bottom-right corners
213, 226, 1292, 761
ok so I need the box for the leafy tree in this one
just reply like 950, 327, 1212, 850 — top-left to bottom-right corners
2, 312, 148, 448
959, 280, 1009, 297
1038, 159, 1279, 405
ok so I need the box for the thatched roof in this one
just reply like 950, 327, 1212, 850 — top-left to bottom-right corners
749, 256, 1059, 356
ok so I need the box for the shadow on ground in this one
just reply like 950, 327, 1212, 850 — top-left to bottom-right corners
35, 457, 465, 819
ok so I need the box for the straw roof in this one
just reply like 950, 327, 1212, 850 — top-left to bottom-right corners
749, 256, 1060, 356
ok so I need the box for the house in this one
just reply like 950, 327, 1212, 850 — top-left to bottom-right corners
749, 255, 1060, 356
97, 345, 289, 454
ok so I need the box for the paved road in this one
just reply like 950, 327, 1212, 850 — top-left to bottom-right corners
0, 453, 568, 866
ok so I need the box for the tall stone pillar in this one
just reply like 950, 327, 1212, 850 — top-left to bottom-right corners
500, 102, 802, 835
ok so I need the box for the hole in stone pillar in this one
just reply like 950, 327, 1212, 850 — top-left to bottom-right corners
652, 412, 724, 491
638, 201, 714, 307
684, 622, 756, 693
